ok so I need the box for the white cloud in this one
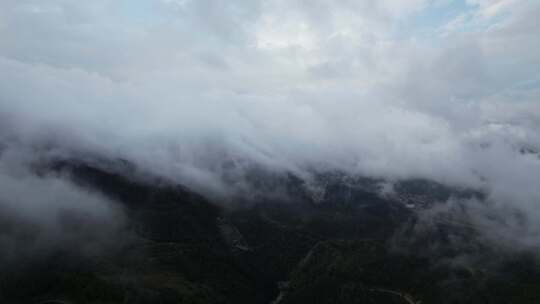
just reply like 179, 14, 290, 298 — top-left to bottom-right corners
0, 0, 539, 247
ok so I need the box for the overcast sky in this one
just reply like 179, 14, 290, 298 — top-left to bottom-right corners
0, 1, 539, 247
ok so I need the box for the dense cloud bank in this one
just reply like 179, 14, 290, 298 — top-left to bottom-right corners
0, 1, 539, 251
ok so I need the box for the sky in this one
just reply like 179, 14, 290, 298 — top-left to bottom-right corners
0, 0, 539, 252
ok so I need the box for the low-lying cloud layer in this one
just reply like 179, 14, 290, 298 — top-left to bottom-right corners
0, 1, 539, 250
0, 144, 126, 265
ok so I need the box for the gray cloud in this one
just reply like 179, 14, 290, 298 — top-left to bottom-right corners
0, 0, 539, 249
0, 143, 126, 265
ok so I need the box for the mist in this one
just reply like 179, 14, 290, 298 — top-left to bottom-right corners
0, 0, 540, 253
0, 143, 126, 266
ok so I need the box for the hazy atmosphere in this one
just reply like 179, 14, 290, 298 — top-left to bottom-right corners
0, 2, 540, 303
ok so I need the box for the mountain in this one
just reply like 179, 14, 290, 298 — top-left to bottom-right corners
1, 155, 539, 303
